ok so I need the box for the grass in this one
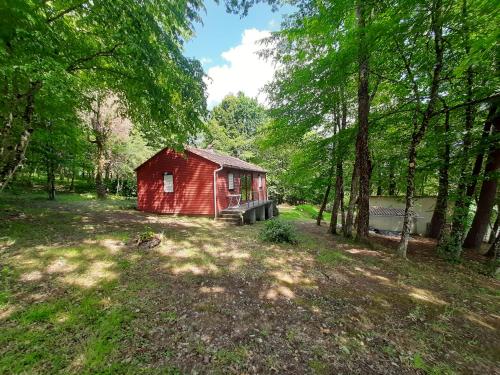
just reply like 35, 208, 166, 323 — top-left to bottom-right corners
0, 191, 499, 374
279, 204, 332, 222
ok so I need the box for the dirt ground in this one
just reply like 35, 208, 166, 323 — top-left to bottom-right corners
0, 194, 499, 374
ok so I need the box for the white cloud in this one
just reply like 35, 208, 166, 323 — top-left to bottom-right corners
268, 19, 279, 30
200, 57, 213, 66
205, 29, 275, 108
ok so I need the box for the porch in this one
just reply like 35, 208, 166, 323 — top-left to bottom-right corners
218, 198, 274, 225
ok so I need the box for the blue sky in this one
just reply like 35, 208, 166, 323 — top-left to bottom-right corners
184, 2, 293, 107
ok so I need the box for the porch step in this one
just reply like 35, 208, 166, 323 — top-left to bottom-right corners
219, 211, 242, 218
217, 212, 243, 225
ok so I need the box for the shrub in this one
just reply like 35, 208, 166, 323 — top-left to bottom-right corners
260, 219, 298, 244
139, 226, 156, 242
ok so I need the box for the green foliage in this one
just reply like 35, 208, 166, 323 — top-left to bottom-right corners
1, 0, 207, 192
203, 92, 267, 161
139, 226, 156, 242
260, 218, 298, 244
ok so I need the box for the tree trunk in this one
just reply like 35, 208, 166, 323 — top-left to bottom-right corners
95, 139, 107, 199
485, 232, 499, 277
330, 155, 344, 235
69, 167, 75, 192
317, 181, 332, 226
429, 109, 450, 239
116, 178, 122, 195
376, 166, 382, 196
0, 81, 42, 191
398, 140, 418, 257
47, 163, 56, 200
388, 163, 396, 196
439, 0, 477, 260
397, 0, 443, 258
354, 0, 371, 240
344, 160, 359, 238
463, 103, 500, 249
488, 207, 499, 244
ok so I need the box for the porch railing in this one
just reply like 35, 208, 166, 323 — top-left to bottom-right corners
227, 190, 267, 210
245, 190, 263, 208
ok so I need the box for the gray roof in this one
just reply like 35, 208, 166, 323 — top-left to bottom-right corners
369, 206, 420, 217
187, 147, 266, 173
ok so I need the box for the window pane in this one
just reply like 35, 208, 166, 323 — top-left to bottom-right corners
164, 173, 173, 192
228, 173, 234, 190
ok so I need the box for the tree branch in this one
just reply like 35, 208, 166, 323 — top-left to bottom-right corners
432, 93, 500, 117
66, 44, 121, 72
47, 1, 89, 23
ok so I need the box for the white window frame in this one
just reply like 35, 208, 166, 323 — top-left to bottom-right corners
258, 174, 263, 189
228, 172, 234, 190
163, 172, 173, 193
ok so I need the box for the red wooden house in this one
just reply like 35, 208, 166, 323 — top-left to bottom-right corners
135, 147, 271, 220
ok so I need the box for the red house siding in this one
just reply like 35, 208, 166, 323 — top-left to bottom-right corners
136, 149, 218, 215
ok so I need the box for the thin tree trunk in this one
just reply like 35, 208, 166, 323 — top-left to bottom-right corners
398, 0, 443, 258
376, 166, 382, 196
439, 0, 477, 260
69, 167, 75, 192
398, 140, 418, 255
388, 162, 396, 196
344, 160, 359, 238
485, 232, 499, 277
0, 81, 42, 190
317, 181, 333, 226
488, 207, 499, 244
354, 0, 371, 240
333, 95, 347, 234
46, 158, 56, 200
330, 155, 344, 234
95, 139, 107, 199
463, 104, 500, 249
116, 178, 122, 195
429, 109, 450, 239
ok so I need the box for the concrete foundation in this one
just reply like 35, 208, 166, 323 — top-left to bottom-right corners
266, 203, 273, 219
244, 209, 256, 224
256, 205, 266, 221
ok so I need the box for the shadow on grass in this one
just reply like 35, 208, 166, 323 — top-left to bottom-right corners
0, 193, 499, 374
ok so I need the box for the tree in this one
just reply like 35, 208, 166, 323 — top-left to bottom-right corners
203, 92, 267, 160
353, 0, 372, 240
463, 102, 500, 249
396, 0, 445, 258
82, 92, 133, 199
0, 0, 207, 190
428, 107, 451, 239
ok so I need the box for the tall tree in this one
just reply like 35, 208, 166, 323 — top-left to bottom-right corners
463, 102, 500, 249
204, 92, 267, 160
0, 0, 207, 190
397, 0, 444, 258
353, 0, 372, 240
428, 105, 451, 239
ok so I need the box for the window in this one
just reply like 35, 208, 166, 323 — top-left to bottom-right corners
228, 173, 234, 190
163, 172, 173, 192
258, 174, 263, 189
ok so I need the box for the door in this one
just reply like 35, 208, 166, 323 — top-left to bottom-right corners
240, 173, 253, 201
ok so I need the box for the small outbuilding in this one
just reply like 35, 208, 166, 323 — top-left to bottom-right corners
135, 147, 273, 223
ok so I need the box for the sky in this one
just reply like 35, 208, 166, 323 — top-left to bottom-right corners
184, 2, 293, 108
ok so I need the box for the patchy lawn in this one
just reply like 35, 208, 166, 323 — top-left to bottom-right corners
0, 193, 498, 374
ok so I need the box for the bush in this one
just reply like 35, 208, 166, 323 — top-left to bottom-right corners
139, 226, 156, 242
260, 219, 298, 244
